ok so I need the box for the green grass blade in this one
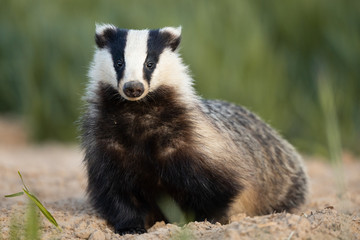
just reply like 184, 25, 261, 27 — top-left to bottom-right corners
18, 171, 29, 192
22, 189, 59, 228
317, 70, 345, 194
5, 192, 24, 198
25, 201, 41, 240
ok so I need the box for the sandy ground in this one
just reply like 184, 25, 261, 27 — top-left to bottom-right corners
0, 119, 359, 239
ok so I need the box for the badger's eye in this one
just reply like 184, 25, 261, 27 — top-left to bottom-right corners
117, 60, 124, 68
146, 62, 154, 69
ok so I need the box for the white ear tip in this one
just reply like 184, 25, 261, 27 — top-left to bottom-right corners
161, 26, 182, 37
95, 23, 117, 35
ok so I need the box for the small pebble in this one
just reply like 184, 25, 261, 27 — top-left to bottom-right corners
88, 230, 105, 240
75, 230, 92, 239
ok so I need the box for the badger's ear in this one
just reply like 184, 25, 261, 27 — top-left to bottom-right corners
95, 23, 117, 48
160, 26, 182, 51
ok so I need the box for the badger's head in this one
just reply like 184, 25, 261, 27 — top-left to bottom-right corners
88, 24, 192, 102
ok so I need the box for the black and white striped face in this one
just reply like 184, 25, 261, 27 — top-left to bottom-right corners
89, 24, 182, 101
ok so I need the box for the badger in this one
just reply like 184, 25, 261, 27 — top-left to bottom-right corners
80, 24, 308, 235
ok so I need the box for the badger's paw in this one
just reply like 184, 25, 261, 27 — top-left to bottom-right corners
115, 226, 147, 235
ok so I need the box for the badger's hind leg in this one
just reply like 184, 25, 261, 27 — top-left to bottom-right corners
227, 168, 308, 217
272, 169, 308, 213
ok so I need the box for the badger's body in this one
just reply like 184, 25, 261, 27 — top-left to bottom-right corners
80, 24, 308, 235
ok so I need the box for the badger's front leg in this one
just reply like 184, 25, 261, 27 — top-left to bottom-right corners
107, 194, 146, 235
85, 152, 147, 235
161, 153, 240, 223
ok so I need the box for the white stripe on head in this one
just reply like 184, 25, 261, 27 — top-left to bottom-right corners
122, 30, 149, 82
117, 29, 150, 101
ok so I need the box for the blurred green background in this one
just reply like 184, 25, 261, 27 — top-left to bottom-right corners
0, 0, 359, 156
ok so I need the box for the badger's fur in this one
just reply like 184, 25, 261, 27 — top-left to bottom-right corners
80, 24, 308, 235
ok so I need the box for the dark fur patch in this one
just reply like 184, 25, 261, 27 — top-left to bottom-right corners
161, 151, 240, 222
96, 28, 115, 48
81, 83, 241, 234
108, 29, 128, 82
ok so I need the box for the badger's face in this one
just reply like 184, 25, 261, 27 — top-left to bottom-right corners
90, 24, 182, 101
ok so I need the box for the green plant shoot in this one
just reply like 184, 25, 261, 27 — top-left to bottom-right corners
4, 171, 60, 230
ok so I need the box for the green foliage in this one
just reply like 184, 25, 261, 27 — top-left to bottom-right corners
157, 194, 194, 225
25, 201, 41, 240
171, 226, 194, 240
5, 191, 24, 198
5, 171, 60, 230
317, 70, 345, 194
8, 201, 41, 240
0, 0, 359, 156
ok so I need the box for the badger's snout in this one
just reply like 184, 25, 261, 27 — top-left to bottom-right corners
123, 81, 145, 98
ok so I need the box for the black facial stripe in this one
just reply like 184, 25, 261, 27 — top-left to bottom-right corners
108, 29, 128, 83
144, 30, 169, 83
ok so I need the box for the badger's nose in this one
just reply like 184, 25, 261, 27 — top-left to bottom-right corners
123, 81, 144, 98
